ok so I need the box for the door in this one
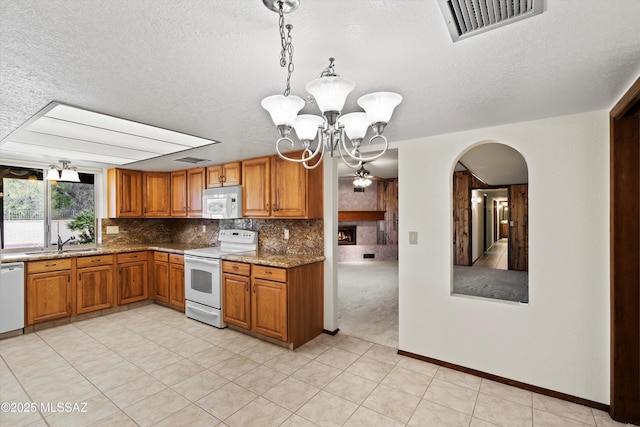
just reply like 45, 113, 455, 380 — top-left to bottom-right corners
184, 256, 220, 307
143, 172, 170, 217
252, 278, 287, 341
118, 261, 148, 304
223, 162, 241, 186
242, 157, 271, 217
272, 156, 306, 217
206, 165, 223, 188
187, 167, 205, 217
169, 262, 185, 308
77, 265, 113, 314
508, 184, 528, 271
26, 271, 72, 325
610, 76, 640, 424
170, 170, 187, 217
116, 169, 142, 217
153, 260, 170, 303
222, 273, 251, 329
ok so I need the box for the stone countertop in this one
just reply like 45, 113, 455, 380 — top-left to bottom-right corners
1, 244, 324, 268
221, 251, 324, 268
0, 243, 205, 263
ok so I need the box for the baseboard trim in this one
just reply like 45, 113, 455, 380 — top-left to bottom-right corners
397, 349, 609, 412
323, 328, 340, 336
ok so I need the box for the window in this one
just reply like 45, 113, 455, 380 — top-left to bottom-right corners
1, 165, 96, 251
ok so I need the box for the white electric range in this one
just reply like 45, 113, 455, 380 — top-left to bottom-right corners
183, 229, 257, 328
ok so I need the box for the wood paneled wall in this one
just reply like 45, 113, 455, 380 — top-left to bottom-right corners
377, 178, 398, 245
508, 184, 528, 271
453, 171, 472, 266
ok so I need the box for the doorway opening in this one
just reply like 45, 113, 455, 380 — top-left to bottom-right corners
451, 143, 529, 303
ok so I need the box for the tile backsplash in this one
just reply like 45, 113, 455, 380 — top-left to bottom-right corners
101, 218, 323, 256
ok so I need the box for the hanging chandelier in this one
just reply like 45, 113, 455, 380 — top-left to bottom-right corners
260, 0, 402, 170
353, 164, 373, 188
45, 160, 80, 182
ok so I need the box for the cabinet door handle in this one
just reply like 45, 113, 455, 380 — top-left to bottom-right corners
78, 273, 81, 281
120, 206, 123, 213
91, 259, 100, 263
144, 207, 147, 214
232, 265, 238, 270
68, 274, 71, 282
245, 282, 249, 292
45, 263, 57, 267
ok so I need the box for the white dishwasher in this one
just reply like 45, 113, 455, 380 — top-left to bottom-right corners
1, 262, 25, 334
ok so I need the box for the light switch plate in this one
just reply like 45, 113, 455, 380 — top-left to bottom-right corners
284, 229, 289, 240
409, 231, 418, 245
106, 226, 119, 234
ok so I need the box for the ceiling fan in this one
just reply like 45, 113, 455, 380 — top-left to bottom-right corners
353, 163, 382, 187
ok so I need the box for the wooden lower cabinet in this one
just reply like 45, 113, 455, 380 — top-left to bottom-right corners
76, 256, 114, 314
222, 271, 251, 329
26, 269, 74, 326
168, 255, 185, 308
222, 260, 323, 348
252, 277, 287, 341
117, 252, 148, 305
153, 252, 184, 308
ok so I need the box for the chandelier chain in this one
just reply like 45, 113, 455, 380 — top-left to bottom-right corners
278, 2, 295, 97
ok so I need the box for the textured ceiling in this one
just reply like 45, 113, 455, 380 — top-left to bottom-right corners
1, 0, 639, 173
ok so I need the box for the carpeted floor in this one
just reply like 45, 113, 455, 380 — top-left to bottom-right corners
453, 265, 529, 303
338, 261, 399, 348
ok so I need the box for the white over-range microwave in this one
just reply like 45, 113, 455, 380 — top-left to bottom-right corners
202, 185, 242, 219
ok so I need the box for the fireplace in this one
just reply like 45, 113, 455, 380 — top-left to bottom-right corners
338, 226, 357, 245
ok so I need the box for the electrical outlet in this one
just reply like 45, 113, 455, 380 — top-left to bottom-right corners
284, 229, 289, 240
202, 224, 206, 233
409, 231, 418, 245
106, 226, 119, 234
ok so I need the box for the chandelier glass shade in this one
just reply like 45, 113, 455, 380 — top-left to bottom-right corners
46, 160, 80, 182
261, 0, 402, 170
353, 165, 373, 187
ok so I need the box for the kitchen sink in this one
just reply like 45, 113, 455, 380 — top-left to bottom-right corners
63, 248, 103, 253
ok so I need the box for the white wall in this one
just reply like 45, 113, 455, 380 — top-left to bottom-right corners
398, 110, 610, 403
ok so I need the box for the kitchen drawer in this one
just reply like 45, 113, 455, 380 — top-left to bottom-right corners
252, 265, 286, 282
117, 251, 148, 263
222, 261, 250, 276
76, 254, 114, 268
169, 254, 184, 265
27, 258, 72, 274
153, 252, 169, 262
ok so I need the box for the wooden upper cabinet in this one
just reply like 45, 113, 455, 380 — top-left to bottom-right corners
142, 172, 170, 217
107, 168, 142, 218
170, 170, 187, 217
242, 153, 322, 219
242, 157, 271, 217
206, 162, 241, 188
272, 156, 307, 218
187, 167, 205, 217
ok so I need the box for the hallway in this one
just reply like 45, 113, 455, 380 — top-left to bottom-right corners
473, 238, 508, 270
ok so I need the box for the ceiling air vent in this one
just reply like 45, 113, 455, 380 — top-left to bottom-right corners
174, 156, 209, 164
438, 0, 544, 42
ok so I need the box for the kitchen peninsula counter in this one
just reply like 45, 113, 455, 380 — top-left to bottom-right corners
221, 251, 324, 268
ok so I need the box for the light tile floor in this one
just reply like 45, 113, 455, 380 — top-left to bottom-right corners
0, 304, 633, 427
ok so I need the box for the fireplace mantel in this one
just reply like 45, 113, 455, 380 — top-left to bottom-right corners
338, 210, 385, 221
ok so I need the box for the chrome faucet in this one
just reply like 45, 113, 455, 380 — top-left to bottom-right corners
57, 235, 76, 251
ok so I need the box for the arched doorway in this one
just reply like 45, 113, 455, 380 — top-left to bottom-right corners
451, 142, 529, 303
